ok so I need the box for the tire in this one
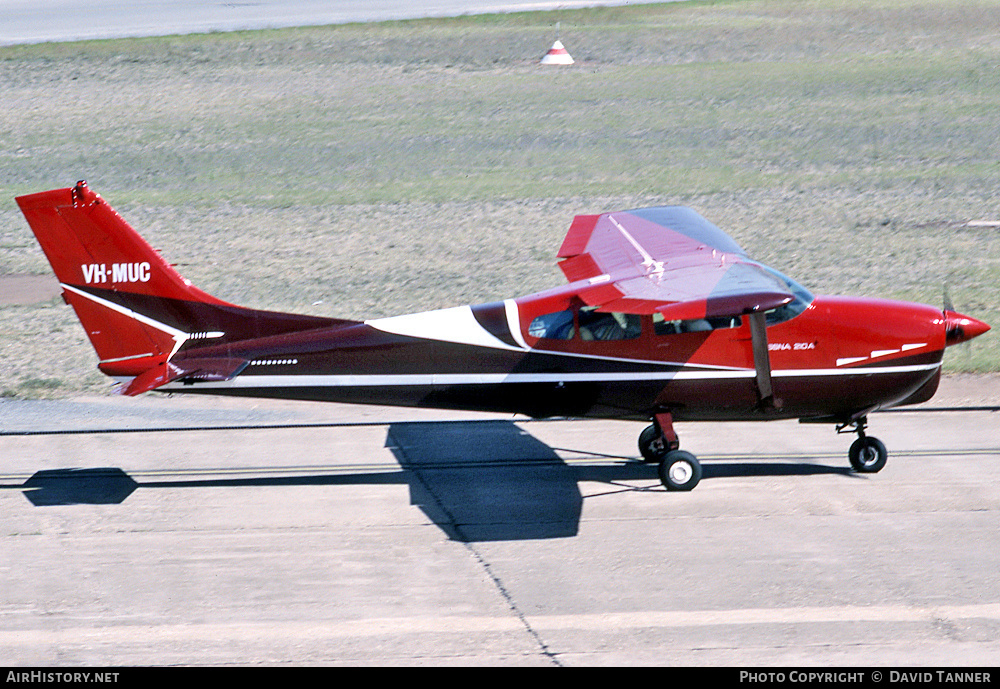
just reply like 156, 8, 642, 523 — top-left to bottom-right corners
849, 436, 887, 473
638, 424, 664, 463
658, 450, 702, 491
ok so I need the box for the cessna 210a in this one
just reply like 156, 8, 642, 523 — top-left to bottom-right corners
16, 182, 991, 491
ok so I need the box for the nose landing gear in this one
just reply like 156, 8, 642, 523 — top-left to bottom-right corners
838, 417, 888, 473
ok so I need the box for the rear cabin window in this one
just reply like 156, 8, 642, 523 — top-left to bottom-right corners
528, 309, 576, 340
528, 307, 641, 341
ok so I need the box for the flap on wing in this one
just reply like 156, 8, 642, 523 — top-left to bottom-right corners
578, 280, 625, 306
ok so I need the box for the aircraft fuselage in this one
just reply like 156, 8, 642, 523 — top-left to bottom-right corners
150, 290, 952, 425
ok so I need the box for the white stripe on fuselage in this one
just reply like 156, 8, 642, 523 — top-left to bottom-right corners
161, 362, 941, 391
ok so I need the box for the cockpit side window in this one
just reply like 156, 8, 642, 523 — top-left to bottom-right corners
653, 312, 742, 335
528, 306, 642, 341
578, 307, 642, 341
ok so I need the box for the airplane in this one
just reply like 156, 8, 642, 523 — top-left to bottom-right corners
15, 181, 991, 491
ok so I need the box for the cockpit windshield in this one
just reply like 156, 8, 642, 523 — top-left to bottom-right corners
757, 264, 814, 325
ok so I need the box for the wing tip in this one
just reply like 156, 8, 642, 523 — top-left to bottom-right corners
558, 213, 601, 258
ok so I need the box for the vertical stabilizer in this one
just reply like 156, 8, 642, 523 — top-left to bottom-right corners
16, 181, 338, 393
16, 181, 229, 305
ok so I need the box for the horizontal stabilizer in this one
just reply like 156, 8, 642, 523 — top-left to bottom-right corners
119, 361, 177, 397
169, 357, 249, 383
119, 356, 248, 396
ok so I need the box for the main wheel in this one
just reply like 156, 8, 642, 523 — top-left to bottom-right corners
658, 450, 702, 491
638, 424, 665, 463
849, 436, 887, 473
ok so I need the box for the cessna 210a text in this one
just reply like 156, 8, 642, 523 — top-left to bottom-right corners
16, 182, 990, 491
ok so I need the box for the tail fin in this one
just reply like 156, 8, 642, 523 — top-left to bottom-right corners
16, 181, 336, 395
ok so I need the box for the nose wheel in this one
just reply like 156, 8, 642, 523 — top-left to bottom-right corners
849, 435, 887, 472
639, 411, 703, 491
840, 417, 888, 473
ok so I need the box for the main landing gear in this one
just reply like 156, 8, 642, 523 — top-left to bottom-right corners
638, 411, 702, 491
839, 416, 888, 473
639, 412, 889, 491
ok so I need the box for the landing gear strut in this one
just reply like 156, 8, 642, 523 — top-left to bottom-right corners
639, 410, 702, 491
838, 416, 888, 473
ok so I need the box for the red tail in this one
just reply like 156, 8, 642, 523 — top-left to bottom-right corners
17, 181, 337, 394
16, 182, 229, 306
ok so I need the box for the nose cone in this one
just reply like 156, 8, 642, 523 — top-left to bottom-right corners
944, 310, 991, 346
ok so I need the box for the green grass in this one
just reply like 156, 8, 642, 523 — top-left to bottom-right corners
1, 0, 999, 396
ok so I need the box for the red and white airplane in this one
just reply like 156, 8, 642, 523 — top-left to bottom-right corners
16, 182, 990, 491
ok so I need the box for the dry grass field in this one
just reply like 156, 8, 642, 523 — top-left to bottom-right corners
1, 0, 998, 397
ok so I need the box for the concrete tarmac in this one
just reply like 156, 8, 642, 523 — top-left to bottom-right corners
0, 0, 673, 45
1, 386, 998, 666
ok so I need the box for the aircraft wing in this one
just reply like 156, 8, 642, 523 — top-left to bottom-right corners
557, 207, 794, 319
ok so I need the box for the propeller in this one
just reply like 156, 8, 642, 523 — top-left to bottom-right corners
943, 283, 955, 313
942, 282, 990, 349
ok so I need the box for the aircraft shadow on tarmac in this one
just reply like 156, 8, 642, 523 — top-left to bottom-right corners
386, 421, 854, 543
17, 467, 140, 507
386, 420, 583, 541
5, 421, 854, 541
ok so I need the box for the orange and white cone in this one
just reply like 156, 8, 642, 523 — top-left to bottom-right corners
540, 40, 574, 65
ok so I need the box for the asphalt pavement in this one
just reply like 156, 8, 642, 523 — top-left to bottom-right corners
1, 391, 998, 665
0, 0, 670, 45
